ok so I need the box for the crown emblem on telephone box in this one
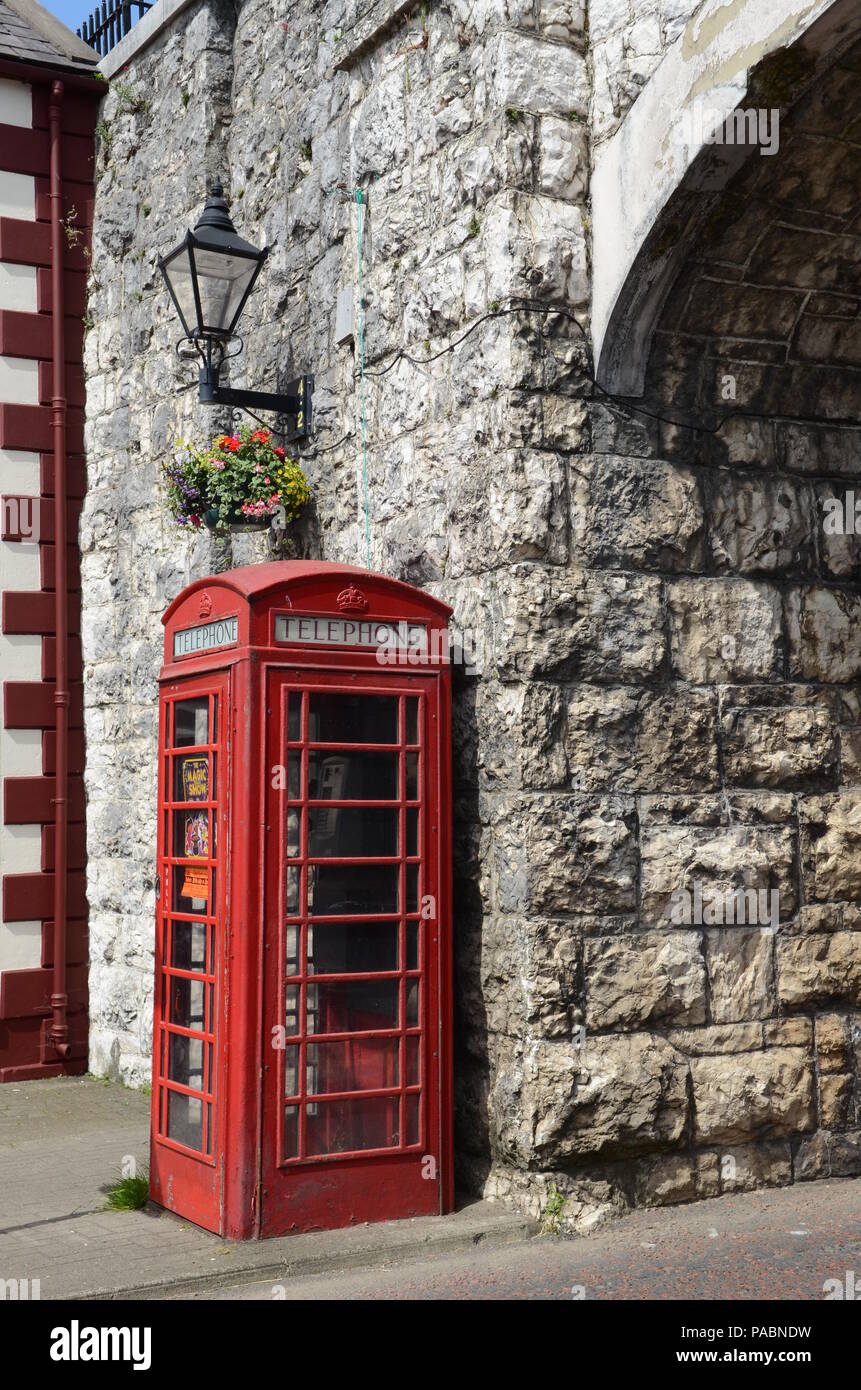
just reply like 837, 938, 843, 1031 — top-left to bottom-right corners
199, 591, 213, 619
337, 584, 369, 613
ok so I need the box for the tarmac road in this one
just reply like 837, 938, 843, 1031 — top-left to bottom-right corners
174, 1175, 861, 1301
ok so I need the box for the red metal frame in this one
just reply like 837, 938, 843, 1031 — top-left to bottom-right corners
259, 670, 444, 1234
154, 563, 453, 1238
149, 672, 228, 1234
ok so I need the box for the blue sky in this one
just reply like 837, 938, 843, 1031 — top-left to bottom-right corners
41, 0, 90, 37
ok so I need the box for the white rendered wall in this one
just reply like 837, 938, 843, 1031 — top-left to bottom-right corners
0, 78, 32, 128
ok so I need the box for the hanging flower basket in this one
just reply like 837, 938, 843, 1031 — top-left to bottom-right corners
201, 506, 268, 532
162, 425, 310, 537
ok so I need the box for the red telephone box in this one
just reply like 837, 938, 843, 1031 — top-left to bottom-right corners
151, 561, 454, 1238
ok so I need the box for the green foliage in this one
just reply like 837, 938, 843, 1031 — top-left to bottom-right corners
541, 1184, 567, 1235
505, 106, 521, 124
63, 206, 81, 249
95, 119, 112, 151
467, 213, 480, 239
105, 1168, 150, 1211
114, 80, 150, 115
299, 140, 312, 162
181, 90, 191, 108
162, 424, 310, 535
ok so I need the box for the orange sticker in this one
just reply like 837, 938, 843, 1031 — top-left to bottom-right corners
181, 866, 209, 902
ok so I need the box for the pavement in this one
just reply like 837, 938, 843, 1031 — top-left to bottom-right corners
1, 1075, 859, 1301
0, 1075, 531, 1300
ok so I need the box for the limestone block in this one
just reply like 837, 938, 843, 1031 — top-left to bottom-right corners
492, 793, 637, 915
483, 192, 588, 307
478, 914, 581, 1040
474, 680, 569, 789
584, 932, 706, 1031
667, 1023, 762, 1055
819, 1074, 855, 1131
708, 473, 814, 574
691, 1049, 814, 1144
538, 116, 588, 199
565, 685, 719, 793
763, 1018, 812, 1049
349, 65, 408, 182
640, 821, 797, 927
539, 0, 586, 42
570, 454, 705, 571
493, 1031, 690, 1164
777, 934, 861, 1009
816, 1014, 850, 1073
720, 704, 838, 789
780, 423, 861, 476
631, 1151, 720, 1207
800, 794, 861, 902
717, 1140, 792, 1192
817, 482, 861, 581
589, 0, 631, 43
667, 579, 783, 683
787, 587, 861, 683
840, 728, 861, 785
497, 565, 665, 681
479, 31, 588, 118
705, 928, 775, 1023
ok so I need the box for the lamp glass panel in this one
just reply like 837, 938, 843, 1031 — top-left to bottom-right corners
191, 246, 259, 335
162, 244, 199, 337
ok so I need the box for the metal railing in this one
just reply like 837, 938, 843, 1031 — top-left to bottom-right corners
76, 0, 152, 57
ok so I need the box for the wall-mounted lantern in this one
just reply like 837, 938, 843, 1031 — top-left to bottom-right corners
158, 180, 313, 441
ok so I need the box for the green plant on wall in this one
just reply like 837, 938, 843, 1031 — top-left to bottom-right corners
114, 80, 151, 115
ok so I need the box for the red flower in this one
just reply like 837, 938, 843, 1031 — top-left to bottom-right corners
274, 446, 285, 459
189, 514, 201, 528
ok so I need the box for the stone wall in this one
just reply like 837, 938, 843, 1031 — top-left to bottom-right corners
590, 0, 698, 145
82, 0, 861, 1228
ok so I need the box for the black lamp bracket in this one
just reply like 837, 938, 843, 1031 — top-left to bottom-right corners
179, 335, 314, 441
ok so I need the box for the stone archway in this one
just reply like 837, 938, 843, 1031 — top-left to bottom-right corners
592, 0, 861, 399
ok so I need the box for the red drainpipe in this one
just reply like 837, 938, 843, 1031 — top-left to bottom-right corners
48, 79, 70, 1059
